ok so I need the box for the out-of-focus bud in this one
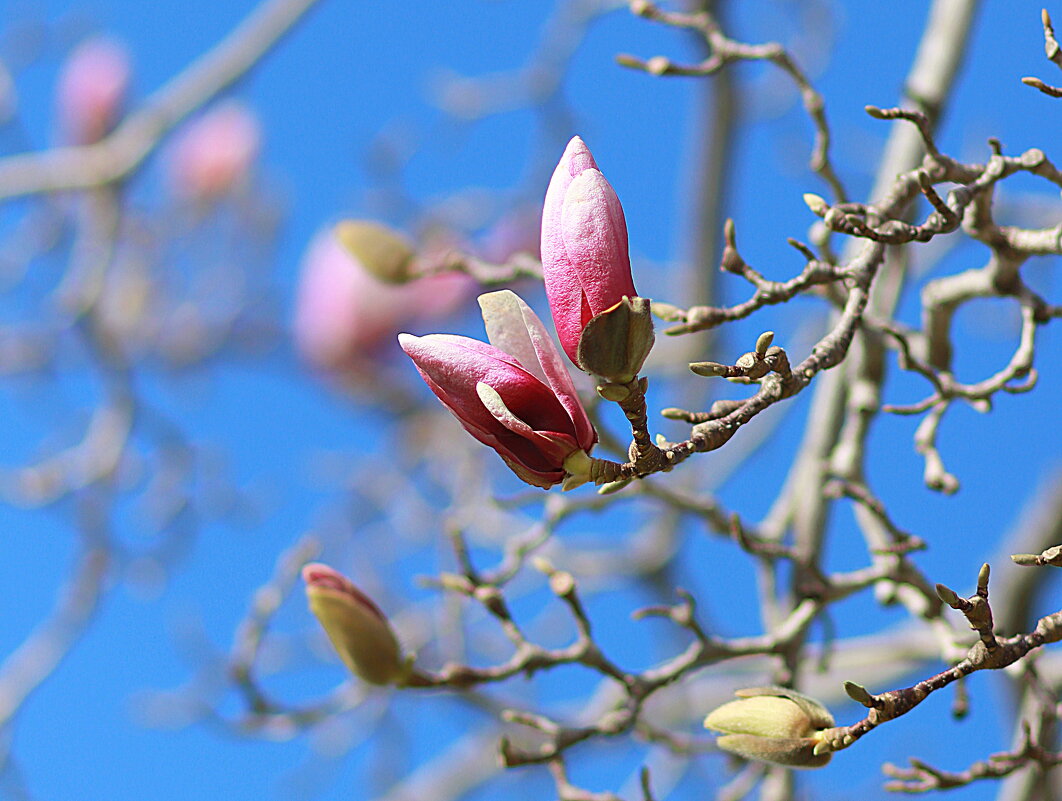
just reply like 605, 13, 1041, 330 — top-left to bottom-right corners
293, 227, 471, 373
166, 101, 261, 200
56, 36, 131, 144
704, 686, 835, 769
400, 290, 597, 489
540, 136, 647, 373
302, 563, 405, 685
334, 220, 416, 284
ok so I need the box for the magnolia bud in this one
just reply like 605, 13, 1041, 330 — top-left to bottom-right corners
303, 563, 404, 685
56, 36, 131, 144
704, 686, 835, 769
167, 101, 261, 200
541, 136, 639, 368
334, 220, 416, 284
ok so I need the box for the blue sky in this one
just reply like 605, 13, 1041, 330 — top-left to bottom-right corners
3, 1, 1061, 800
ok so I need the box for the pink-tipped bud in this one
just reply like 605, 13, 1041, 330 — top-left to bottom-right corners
303, 563, 404, 685
166, 101, 261, 200
293, 226, 471, 374
540, 136, 639, 368
56, 36, 131, 144
400, 290, 597, 488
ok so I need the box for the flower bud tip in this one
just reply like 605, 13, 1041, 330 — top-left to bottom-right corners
803, 193, 828, 216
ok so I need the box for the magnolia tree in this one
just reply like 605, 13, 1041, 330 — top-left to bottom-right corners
3, 2, 1062, 801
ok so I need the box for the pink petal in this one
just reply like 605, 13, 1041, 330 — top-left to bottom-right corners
541, 137, 599, 361
475, 382, 578, 464
399, 333, 567, 453
478, 290, 595, 452
560, 169, 635, 319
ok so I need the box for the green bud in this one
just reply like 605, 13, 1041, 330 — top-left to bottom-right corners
843, 681, 876, 707
704, 686, 835, 769
690, 361, 728, 377
333, 220, 416, 284
977, 563, 991, 592
576, 296, 654, 383
803, 193, 828, 217
935, 583, 962, 608
755, 331, 775, 356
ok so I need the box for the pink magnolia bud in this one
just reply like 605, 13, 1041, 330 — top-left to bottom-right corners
294, 228, 471, 373
167, 102, 261, 200
540, 136, 637, 366
56, 37, 131, 144
303, 563, 405, 685
399, 290, 597, 489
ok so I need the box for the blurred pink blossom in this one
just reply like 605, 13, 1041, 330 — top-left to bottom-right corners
55, 37, 131, 144
167, 102, 261, 200
294, 229, 473, 374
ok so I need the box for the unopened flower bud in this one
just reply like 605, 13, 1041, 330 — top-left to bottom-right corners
541, 136, 644, 369
704, 686, 835, 769
303, 563, 405, 685
167, 101, 261, 200
803, 193, 828, 217
56, 36, 131, 144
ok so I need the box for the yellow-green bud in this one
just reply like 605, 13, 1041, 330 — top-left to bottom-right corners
704, 686, 835, 769
803, 193, 828, 217
333, 220, 416, 284
303, 563, 404, 685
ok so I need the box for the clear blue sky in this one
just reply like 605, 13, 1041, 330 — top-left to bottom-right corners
3, 1, 1060, 800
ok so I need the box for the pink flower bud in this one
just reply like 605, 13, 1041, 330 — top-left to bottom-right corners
166, 102, 261, 200
400, 290, 596, 488
540, 136, 637, 366
293, 228, 471, 373
303, 563, 405, 685
56, 37, 131, 144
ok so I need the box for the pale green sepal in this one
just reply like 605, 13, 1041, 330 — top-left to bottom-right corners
576, 296, 654, 383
